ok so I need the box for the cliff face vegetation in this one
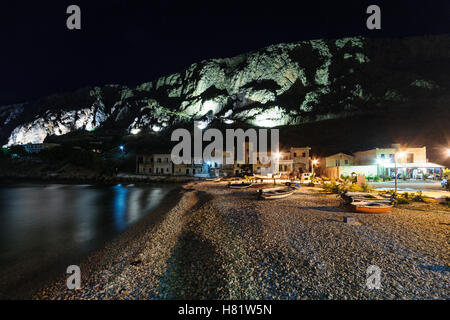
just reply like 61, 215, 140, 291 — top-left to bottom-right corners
1, 34, 449, 146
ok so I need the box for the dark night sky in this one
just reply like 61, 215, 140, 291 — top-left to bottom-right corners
0, 0, 449, 106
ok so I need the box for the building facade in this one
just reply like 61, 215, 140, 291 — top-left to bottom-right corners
136, 145, 310, 177
320, 145, 444, 179
290, 147, 311, 173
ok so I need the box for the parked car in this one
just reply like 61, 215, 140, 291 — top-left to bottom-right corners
300, 173, 313, 183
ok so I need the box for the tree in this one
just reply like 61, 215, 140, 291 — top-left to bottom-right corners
8, 145, 27, 157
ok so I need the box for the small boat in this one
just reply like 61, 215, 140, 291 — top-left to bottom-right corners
340, 191, 393, 213
258, 187, 295, 200
204, 177, 222, 182
351, 201, 393, 214
341, 192, 392, 203
228, 182, 252, 189
249, 183, 268, 188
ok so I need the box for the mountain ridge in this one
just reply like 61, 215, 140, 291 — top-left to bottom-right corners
1, 34, 449, 147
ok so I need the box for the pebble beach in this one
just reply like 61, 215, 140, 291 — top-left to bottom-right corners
35, 181, 450, 300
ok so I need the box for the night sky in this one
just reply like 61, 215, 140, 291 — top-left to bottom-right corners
0, 0, 449, 106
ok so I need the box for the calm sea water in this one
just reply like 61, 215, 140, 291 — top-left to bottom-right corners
0, 183, 179, 299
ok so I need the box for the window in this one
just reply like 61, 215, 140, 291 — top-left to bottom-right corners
302, 152, 306, 157
407, 153, 414, 163
380, 154, 385, 159
345, 159, 348, 165
186, 169, 190, 174
166, 168, 169, 172
193, 169, 196, 174
294, 152, 297, 157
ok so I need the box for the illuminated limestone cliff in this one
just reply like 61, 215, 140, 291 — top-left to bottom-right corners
1, 34, 449, 146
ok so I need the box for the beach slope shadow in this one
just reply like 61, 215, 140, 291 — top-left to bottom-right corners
158, 231, 228, 299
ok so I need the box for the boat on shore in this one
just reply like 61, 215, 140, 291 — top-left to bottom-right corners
228, 182, 253, 189
249, 183, 268, 188
340, 191, 393, 213
349, 201, 393, 213
258, 187, 296, 200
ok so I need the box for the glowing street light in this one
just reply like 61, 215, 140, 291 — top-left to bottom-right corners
311, 159, 319, 176
396, 151, 406, 158
119, 145, 125, 152
275, 152, 282, 159
446, 148, 450, 157
394, 151, 406, 194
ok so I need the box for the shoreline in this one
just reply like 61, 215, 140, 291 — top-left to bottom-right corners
32, 183, 197, 300
30, 182, 450, 299
0, 174, 199, 186
4, 183, 186, 300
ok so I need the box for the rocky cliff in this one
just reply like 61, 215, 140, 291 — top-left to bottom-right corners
1, 34, 449, 147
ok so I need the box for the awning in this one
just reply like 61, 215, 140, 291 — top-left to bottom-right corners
381, 162, 444, 169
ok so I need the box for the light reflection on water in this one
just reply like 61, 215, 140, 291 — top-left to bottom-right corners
0, 183, 178, 298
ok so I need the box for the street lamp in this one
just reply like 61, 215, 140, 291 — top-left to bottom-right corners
394, 151, 406, 194
311, 159, 319, 176
446, 148, 450, 157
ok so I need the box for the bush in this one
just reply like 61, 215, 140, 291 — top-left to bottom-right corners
348, 183, 363, 192
361, 183, 375, 193
395, 191, 425, 204
396, 196, 410, 204
394, 192, 410, 204
322, 180, 344, 193
322, 181, 374, 194
443, 168, 450, 179
443, 168, 449, 191
411, 191, 425, 202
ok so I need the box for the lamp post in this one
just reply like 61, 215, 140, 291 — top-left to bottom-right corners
273, 152, 281, 184
311, 159, 319, 176
394, 151, 406, 194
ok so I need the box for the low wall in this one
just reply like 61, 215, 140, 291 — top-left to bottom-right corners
322, 165, 378, 179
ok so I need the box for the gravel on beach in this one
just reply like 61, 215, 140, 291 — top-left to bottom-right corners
35, 182, 450, 300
